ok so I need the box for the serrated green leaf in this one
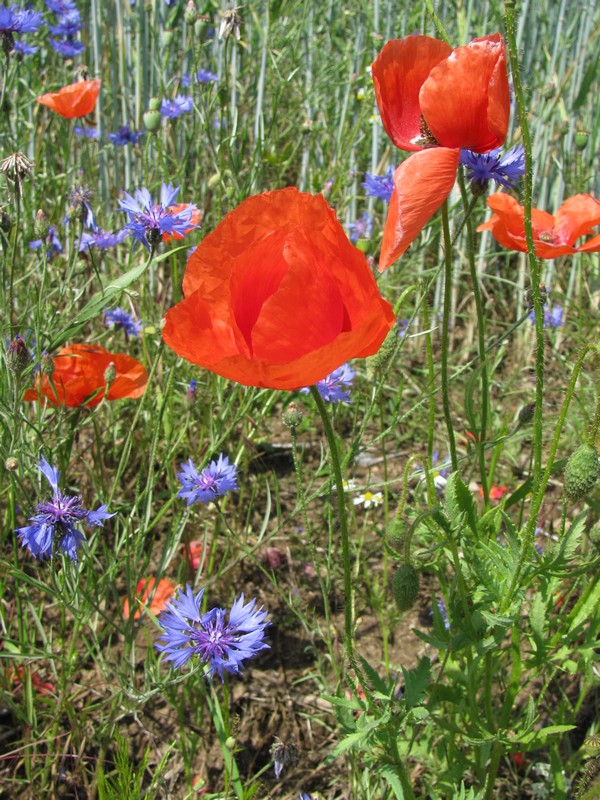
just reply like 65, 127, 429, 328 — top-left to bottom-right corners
529, 592, 546, 639
519, 724, 575, 746
445, 473, 477, 535
402, 656, 431, 709
359, 656, 392, 697
377, 764, 405, 799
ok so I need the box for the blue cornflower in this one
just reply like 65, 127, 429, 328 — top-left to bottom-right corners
362, 164, 395, 203
118, 182, 198, 250
78, 228, 129, 251
155, 584, 269, 678
185, 379, 197, 405
160, 95, 193, 118
45, 0, 78, 14
460, 145, 525, 190
346, 211, 373, 242
67, 185, 98, 231
104, 307, 142, 338
177, 454, 239, 506
49, 37, 84, 56
16, 456, 114, 561
436, 597, 450, 630
196, 68, 218, 84
73, 125, 99, 138
29, 225, 62, 259
48, 9, 82, 36
108, 125, 143, 146
300, 363, 356, 403
13, 39, 36, 54
528, 304, 563, 329
0, 4, 43, 54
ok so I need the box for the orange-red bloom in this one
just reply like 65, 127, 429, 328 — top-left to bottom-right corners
24, 344, 148, 408
372, 34, 509, 269
37, 79, 101, 119
477, 192, 600, 258
123, 577, 175, 620
162, 188, 395, 390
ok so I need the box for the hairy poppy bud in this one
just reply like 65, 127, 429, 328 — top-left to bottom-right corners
143, 98, 162, 132
392, 563, 420, 612
388, 516, 406, 548
564, 444, 599, 502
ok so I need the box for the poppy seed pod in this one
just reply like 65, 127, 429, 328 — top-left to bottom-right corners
163, 188, 395, 390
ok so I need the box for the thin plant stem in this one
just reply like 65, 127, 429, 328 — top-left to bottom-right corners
309, 385, 356, 669
440, 200, 458, 471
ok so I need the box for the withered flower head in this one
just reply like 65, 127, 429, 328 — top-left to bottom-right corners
0, 152, 34, 196
219, 7, 242, 40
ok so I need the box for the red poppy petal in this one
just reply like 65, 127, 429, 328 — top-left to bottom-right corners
37, 80, 101, 119
372, 36, 452, 151
164, 188, 395, 390
553, 194, 600, 246
23, 344, 147, 407
378, 148, 459, 271
577, 232, 600, 252
421, 34, 509, 152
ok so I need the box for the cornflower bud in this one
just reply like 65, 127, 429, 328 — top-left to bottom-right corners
0, 209, 12, 233
5, 456, 19, 471
34, 209, 50, 240
40, 351, 55, 376
575, 129, 589, 151
6, 335, 30, 376
184, 1, 198, 25
185, 379, 197, 407
517, 402, 535, 428
104, 362, 117, 385
282, 402, 303, 429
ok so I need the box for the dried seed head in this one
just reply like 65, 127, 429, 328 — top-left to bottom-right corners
0, 152, 34, 196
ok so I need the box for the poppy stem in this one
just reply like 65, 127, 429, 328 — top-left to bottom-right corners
309, 385, 356, 668
440, 200, 458, 472
503, 0, 545, 504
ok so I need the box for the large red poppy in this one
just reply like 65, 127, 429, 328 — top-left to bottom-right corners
477, 192, 600, 258
37, 80, 101, 119
162, 188, 395, 390
372, 34, 510, 269
24, 344, 148, 407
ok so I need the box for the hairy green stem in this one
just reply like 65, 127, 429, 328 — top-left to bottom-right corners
310, 385, 356, 669
440, 201, 458, 471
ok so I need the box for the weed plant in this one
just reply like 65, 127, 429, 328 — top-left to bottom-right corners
0, 0, 599, 798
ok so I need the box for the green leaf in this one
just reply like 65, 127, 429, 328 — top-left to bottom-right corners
574, 49, 600, 109
519, 724, 575, 746
377, 764, 405, 799
445, 473, 477, 536
359, 656, 393, 697
402, 656, 431, 709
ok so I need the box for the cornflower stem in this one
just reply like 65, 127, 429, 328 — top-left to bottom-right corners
206, 681, 245, 800
440, 201, 458, 472
457, 172, 489, 505
501, 344, 596, 610
503, 1, 545, 502
309, 386, 356, 670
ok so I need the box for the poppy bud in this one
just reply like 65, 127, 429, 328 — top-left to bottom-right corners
184, 0, 198, 25
7, 335, 30, 376
564, 444, 599, 502
143, 98, 162, 132
517, 402, 535, 428
392, 563, 420, 612
283, 402, 303, 429
104, 362, 117, 385
366, 329, 397, 378
388, 516, 406, 548
162, 29, 174, 47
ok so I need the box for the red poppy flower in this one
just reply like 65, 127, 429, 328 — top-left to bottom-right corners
182, 541, 203, 570
477, 192, 600, 258
123, 577, 175, 620
372, 34, 510, 269
162, 188, 395, 390
23, 344, 148, 408
37, 79, 101, 119
163, 203, 203, 242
